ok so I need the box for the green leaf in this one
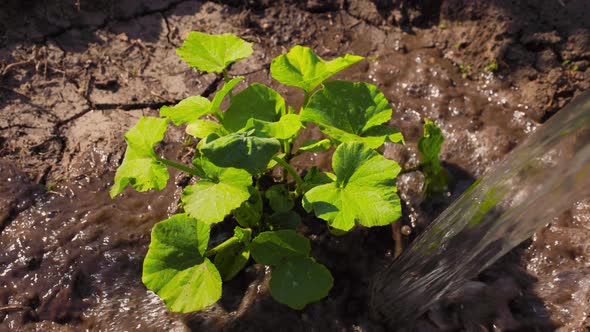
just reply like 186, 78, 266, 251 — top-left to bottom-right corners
176, 32, 253, 73
234, 187, 263, 228
251, 230, 310, 266
186, 119, 228, 139
418, 118, 448, 194
244, 113, 302, 140
297, 139, 332, 153
301, 81, 403, 148
301, 166, 335, 193
267, 211, 302, 230
270, 45, 363, 94
269, 257, 333, 310
213, 227, 251, 281
199, 132, 281, 175
222, 84, 287, 133
160, 96, 212, 126
142, 214, 221, 313
181, 158, 252, 224
265, 184, 294, 213
110, 117, 169, 197
302, 142, 402, 231
211, 77, 244, 114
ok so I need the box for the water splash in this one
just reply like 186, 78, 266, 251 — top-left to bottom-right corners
370, 92, 590, 326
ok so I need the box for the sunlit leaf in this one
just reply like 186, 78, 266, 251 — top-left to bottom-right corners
160, 96, 212, 126
270, 45, 363, 94
142, 214, 221, 313
222, 83, 287, 132
302, 142, 402, 231
110, 117, 169, 197
213, 227, 251, 281
176, 32, 253, 73
297, 139, 332, 154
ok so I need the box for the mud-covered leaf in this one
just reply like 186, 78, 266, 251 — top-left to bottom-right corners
176, 32, 253, 73
181, 158, 252, 224
297, 139, 332, 153
160, 96, 212, 126
251, 230, 310, 266
269, 257, 333, 310
418, 118, 448, 194
302, 142, 402, 231
265, 184, 294, 213
110, 117, 169, 197
301, 81, 403, 148
222, 83, 286, 132
199, 132, 281, 175
270, 45, 363, 94
142, 214, 221, 313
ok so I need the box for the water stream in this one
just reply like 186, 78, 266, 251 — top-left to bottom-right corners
370, 92, 590, 326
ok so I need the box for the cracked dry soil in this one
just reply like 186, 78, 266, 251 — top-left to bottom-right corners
1, 0, 590, 331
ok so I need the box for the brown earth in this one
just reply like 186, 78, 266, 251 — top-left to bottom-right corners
1, 0, 589, 331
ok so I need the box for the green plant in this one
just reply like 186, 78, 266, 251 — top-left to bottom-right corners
110, 32, 446, 312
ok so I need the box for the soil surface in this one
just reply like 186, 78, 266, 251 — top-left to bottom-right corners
1, 0, 589, 331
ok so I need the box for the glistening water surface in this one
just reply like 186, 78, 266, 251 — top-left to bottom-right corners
371, 92, 590, 328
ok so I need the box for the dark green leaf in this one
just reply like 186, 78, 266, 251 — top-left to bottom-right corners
267, 211, 302, 230
270, 45, 363, 94
269, 257, 333, 309
234, 187, 263, 228
251, 230, 310, 266
301, 166, 336, 193
110, 117, 169, 197
418, 118, 448, 194
199, 132, 281, 175
181, 158, 252, 224
297, 139, 332, 154
301, 81, 403, 148
222, 83, 287, 132
302, 142, 402, 231
265, 184, 294, 213
213, 227, 252, 281
142, 214, 221, 313
176, 32, 253, 73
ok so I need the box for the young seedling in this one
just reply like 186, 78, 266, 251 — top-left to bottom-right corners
110, 32, 447, 313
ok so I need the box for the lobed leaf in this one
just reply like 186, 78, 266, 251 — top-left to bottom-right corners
244, 113, 302, 140
270, 45, 363, 94
110, 117, 169, 198
269, 257, 333, 310
160, 96, 211, 126
142, 214, 221, 313
176, 32, 253, 73
251, 230, 310, 266
301, 81, 403, 148
302, 142, 402, 231
199, 132, 281, 175
181, 158, 252, 224
222, 83, 286, 132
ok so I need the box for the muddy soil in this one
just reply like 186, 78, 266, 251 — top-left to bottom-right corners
1, 0, 589, 331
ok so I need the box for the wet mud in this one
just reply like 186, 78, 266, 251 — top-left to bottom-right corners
1, 0, 590, 331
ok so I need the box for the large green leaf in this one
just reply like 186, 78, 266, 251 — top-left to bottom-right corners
160, 96, 211, 126
199, 132, 281, 175
176, 32, 253, 73
142, 214, 221, 313
297, 139, 332, 154
244, 114, 302, 140
418, 118, 448, 194
250, 230, 310, 266
186, 119, 228, 139
110, 117, 169, 198
270, 45, 363, 94
222, 83, 286, 132
269, 257, 333, 309
301, 81, 403, 148
181, 158, 252, 224
302, 142, 402, 231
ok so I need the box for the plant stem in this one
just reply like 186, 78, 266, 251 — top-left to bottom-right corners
222, 69, 233, 100
157, 157, 201, 177
302, 91, 310, 109
272, 155, 304, 188
206, 237, 239, 257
